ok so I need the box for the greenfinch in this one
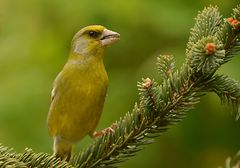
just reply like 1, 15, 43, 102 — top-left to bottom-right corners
47, 25, 120, 160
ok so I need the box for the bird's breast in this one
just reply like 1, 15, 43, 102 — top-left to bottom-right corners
48, 60, 109, 141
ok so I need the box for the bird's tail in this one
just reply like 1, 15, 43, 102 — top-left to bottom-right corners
53, 136, 72, 161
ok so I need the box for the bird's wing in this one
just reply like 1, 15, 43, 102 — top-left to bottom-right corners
50, 70, 64, 102
51, 87, 56, 102
47, 77, 62, 136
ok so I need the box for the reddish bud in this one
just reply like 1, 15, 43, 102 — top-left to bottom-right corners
232, 19, 238, 25
227, 17, 234, 24
232, 20, 240, 29
143, 78, 151, 88
227, 17, 240, 29
205, 43, 216, 55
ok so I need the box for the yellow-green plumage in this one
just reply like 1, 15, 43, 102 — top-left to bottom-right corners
47, 25, 120, 160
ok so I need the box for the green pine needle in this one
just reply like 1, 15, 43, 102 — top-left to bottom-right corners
157, 55, 175, 80
204, 75, 240, 120
219, 150, 240, 168
187, 5, 222, 53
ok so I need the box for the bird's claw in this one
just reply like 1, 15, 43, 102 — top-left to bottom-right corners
92, 123, 118, 138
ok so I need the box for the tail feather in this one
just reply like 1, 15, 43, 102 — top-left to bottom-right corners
53, 136, 72, 161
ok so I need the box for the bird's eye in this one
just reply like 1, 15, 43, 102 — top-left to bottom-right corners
88, 31, 98, 38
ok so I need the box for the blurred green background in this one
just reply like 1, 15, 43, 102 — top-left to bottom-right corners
0, 0, 240, 167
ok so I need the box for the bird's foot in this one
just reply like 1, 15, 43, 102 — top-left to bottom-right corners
92, 123, 118, 138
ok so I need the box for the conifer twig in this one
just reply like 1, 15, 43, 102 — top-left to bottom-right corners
219, 150, 240, 168
0, 4, 240, 168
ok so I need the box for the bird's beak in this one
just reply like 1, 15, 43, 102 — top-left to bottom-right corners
100, 28, 120, 46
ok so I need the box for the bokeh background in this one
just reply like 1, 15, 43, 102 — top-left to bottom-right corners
0, 0, 240, 167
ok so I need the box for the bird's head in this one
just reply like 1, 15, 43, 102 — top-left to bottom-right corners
70, 25, 120, 58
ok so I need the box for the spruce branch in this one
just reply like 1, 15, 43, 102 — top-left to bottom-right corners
204, 75, 240, 120
0, 4, 239, 168
16, 149, 74, 168
157, 55, 175, 79
68, 5, 240, 168
0, 145, 27, 168
0, 144, 74, 168
221, 5, 240, 64
0, 155, 27, 168
187, 5, 222, 55
219, 150, 240, 168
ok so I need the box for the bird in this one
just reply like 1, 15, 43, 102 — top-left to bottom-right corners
47, 25, 120, 161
